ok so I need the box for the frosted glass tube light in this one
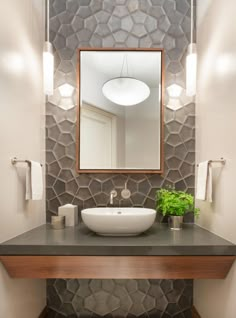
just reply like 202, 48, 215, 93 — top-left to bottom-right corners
43, 41, 54, 96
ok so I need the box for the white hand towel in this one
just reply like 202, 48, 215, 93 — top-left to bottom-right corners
25, 165, 31, 200
25, 161, 43, 200
196, 161, 212, 202
206, 163, 213, 203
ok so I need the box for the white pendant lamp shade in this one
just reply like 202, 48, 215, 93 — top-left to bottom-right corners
102, 77, 150, 106
43, 41, 54, 96
186, 43, 197, 97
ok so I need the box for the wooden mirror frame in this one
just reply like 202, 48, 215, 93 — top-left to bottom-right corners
76, 48, 164, 174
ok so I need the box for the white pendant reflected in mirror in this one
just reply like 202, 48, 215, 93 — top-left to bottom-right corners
102, 77, 150, 106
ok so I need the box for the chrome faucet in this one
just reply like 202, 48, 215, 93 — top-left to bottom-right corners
110, 190, 117, 205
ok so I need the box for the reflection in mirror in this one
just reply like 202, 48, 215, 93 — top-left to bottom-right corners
77, 49, 164, 173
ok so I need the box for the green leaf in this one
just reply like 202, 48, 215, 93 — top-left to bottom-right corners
155, 188, 200, 217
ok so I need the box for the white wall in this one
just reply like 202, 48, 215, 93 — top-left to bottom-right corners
194, 0, 236, 317
0, 0, 46, 317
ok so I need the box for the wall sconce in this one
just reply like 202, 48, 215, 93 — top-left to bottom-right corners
186, 43, 197, 96
43, 0, 54, 96
186, 0, 197, 97
43, 43, 54, 95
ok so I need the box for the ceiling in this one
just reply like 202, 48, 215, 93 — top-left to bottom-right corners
81, 51, 162, 88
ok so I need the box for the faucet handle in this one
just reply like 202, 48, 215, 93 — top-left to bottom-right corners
111, 190, 117, 197
110, 190, 117, 206
121, 182, 131, 199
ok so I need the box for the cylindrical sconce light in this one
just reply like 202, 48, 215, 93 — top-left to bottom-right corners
43, 0, 54, 96
186, 0, 197, 97
43, 41, 54, 95
186, 43, 197, 96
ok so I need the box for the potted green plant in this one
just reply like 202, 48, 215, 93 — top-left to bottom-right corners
155, 188, 199, 230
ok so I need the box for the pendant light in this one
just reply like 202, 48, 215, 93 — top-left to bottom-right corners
43, 0, 54, 96
102, 54, 150, 106
186, 0, 197, 97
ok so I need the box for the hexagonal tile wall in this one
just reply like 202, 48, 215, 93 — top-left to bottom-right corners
46, 1, 195, 316
46, 0, 196, 222
47, 279, 193, 317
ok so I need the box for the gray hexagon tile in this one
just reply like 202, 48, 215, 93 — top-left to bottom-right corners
47, 279, 193, 317
84, 290, 120, 315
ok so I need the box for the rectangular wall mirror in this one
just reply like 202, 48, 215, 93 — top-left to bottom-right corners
76, 48, 164, 174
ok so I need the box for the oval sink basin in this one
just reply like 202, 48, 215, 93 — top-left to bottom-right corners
81, 207, 156, 236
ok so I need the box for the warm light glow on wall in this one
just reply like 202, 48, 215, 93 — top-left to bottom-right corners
167, 84, 183, 98
216, 53, 236, 75
1, 52, 25, 75
59, 83, 74, 97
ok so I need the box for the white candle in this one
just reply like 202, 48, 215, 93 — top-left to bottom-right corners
58, 204, 78, 227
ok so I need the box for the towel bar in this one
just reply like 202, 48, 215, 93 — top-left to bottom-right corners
11, 157, 43, 167
197, 158, 226, 167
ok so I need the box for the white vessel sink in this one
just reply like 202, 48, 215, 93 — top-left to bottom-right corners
81, 207, 156, 236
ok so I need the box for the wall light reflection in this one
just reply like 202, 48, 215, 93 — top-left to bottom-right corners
216, 53, 236, 75
1, 52, 25, 75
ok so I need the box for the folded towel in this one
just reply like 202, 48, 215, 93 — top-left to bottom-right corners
196, 161, 212, 202
25, 161, 43, 200
25, 165, 31, 200
207, 163, 213, 202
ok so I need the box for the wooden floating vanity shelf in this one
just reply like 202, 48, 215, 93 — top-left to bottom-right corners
0, 224, 235, 279
0, 255, 235, 279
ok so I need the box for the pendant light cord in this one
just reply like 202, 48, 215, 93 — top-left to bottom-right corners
120, 54, 129, 77
46, 0, 49, 42
190, 0, 193, 44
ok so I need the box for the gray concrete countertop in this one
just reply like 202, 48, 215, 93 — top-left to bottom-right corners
0, 223, 235, 256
